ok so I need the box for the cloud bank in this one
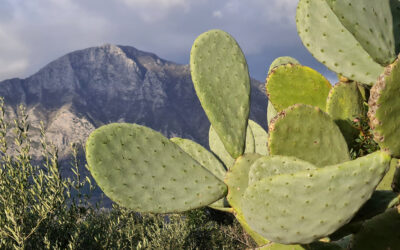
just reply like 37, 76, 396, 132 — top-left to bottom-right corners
0, 0, 335, 82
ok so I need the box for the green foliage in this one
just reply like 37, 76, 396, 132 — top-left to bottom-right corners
0, 98, 255, 250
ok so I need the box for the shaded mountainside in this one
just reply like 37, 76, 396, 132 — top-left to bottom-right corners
0, 44, 268, 205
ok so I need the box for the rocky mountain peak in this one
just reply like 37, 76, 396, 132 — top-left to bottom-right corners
0, 44, 268, 160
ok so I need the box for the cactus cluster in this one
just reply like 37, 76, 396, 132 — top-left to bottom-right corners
85, 1, 400, 249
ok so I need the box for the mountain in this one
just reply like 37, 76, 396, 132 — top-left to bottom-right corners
0, 44, 268, 158
0, 44, 268, 205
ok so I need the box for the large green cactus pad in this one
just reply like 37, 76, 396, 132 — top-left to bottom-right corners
209, 125, 235, 168
266, 64, 331, 112
326, 0, 396, 65
296, 0, 384, 85
86, 123, 227, 213
242, 151, 391, 244
224, 154, 268, 245
269, 104, 350, 167
190, 29, 250, 158
369, 59, 400, 157
171, 137, 226, 181
171, 137, 230, 211
268, 56, 300, 74
326, 81, 364, 146
248, 120, 269, 155
248, 155, 316, 185
352, 208, 400, 250
209, 125, 255, 169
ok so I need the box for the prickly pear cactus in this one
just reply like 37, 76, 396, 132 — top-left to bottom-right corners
85, 3, 400, 248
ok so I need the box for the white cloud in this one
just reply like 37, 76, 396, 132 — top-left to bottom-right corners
0, 0, 332, 82
213, 10, 222, 18
0, 24, 29, 79
118, 0, 195, 22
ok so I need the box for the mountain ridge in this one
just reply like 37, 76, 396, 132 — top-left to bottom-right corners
0, 43, 268, 159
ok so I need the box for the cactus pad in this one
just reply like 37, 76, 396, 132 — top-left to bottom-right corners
266, 64, 331, 112
352, 208, 400, 250
268, 56, 300, 74
267, 101, 278, 126
377, 158, 399, 191
248, 120, 269, 155
269, 104, 350, 167
171, 137, 226, 181
296, 0, 384, 85
171, 137, 230, 211
242, 151, 391, 244
209, 125, 256, 169
368, 58, 400, 157
86, 123, 227, 213
326, 81, 364, 146
224, 153, 268, 245
190, 29, 250, 158
326, 0, 396, 65
209, 125, 235, 168
248, 155, 316, 185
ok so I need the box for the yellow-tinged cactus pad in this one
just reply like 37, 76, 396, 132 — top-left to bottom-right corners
269, 104, 350, 167
352, 207, 400, 250
171, 137, 230, 211
190, 29, 250, 158
369, 58, 400, 157
266, 64, 331, 112
249, 120, 269, 156
296, 0, 384, 85
242, 151, 391, 244
224, 154, 269, 245
326, 81, 364, 146
86, 123, 227, 213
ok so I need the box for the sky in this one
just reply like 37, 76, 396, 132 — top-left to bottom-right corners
0, 0, 337, 83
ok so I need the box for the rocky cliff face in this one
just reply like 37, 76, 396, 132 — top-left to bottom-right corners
0, 44, 268, 161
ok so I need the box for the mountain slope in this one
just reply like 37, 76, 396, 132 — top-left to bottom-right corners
0, 44, 268, 160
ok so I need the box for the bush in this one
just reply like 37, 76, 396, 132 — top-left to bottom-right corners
0, 98, 254, 249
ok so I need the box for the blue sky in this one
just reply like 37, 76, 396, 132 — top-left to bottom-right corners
0, 0, 337, 83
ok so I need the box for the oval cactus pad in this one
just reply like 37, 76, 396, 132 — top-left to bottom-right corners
224, 153, 269, 245
296, 0, 384, 85
326, 81, 364, 146
269, 104, 350, 167
171, 137, 230, 211
248, 155, 316, 185
86, 123, 227, 213
209, 125, 255, 169
190, 29, 250, 158
369, 59, 400, 157
171, 137, 226, 181
242, 151, 391, 244
266, 64, 332, 112
326, 0, 396, 66
268, 56, 300, 74
248, 120, 269, 156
